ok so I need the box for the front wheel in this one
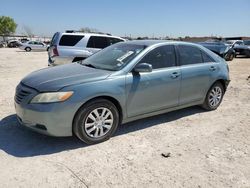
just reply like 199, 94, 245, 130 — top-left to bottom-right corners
73, 99, 120, 144
25, 47, 31, 52
202, 82, 224, 110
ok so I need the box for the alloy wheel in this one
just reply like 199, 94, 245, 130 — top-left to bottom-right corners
208, 86, 222, 107
84, 107, 114, 138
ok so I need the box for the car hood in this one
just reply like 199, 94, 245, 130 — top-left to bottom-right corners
21, 63, 112, 92
198, 42, 229, 54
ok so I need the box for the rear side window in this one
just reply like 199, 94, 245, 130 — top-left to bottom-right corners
178, 45, 203, 65
87, 36, 109, 49
108, 37, 124, 45
59, 35, 84, 46
201, 51, 215, 63
139, 45, 176, 69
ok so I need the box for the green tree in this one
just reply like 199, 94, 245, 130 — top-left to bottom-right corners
0, 16, 17, 41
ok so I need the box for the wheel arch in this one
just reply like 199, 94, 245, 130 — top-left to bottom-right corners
72, 95, 123, 133
214, 79, 227, 91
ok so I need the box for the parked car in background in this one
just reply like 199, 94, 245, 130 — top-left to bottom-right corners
15, 40, 230, 144
7, 40, 21, 48
198, 40, 235, 61
0, 41, 7, 48
243, 40, 250, 46
20, 38, 29, 43
226, 40, 250, 57
48, 32, 125, 66
19, 41, 49, 52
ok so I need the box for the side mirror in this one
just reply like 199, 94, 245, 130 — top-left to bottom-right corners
133, 63, 152, 73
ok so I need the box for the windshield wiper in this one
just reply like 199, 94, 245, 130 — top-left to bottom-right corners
82, 63, 97, 69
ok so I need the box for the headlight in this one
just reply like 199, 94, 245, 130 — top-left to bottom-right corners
30, 91, 73, 103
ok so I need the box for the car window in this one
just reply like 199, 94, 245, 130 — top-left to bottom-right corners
87, 36, 109, 49
179, 45, 203, 65
81, 43, 146, 71
244, 41, 250, 45
28, 41, 34, 44
139, 45, 176, 69
108, 37, 124, 45
51, 32, 59, 45
236, 41, 243, 45
59, 35, 84, 46
201, 51, 215, 63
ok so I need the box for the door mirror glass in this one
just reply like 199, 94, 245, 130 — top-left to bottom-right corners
133, 63, 152, 73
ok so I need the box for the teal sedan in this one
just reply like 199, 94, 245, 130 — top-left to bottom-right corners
15, 40, 230, 144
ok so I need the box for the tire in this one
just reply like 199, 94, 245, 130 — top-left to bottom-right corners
73, 98, 120, 144
202, 82, 225, 110
25, 47, 31, 52
228, 53, 234, 61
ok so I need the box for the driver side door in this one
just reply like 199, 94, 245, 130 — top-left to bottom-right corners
125, 45, 181, 117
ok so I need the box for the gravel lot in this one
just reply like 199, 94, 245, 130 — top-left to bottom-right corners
0, 48, 250, 188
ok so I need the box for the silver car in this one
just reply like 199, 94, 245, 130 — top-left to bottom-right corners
19, 41, 48, 52
15, 40, 230, 144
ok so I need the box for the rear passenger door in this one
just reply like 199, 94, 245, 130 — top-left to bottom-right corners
177, 45, 217, 105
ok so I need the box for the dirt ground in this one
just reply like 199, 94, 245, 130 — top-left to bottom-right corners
0, 48, 249, 188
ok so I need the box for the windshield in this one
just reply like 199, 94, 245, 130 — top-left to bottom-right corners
80, 43, 146, 71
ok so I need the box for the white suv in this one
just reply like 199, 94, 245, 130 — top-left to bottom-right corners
48, 32, 125, 66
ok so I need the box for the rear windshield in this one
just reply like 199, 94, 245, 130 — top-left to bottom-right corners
50, 32, 59, 45
59, 35, 84, 46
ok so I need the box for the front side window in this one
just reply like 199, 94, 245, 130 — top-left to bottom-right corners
108, 37, 124, 45
138, 45, 176, 69
81, 43, 146, 71
87, 36, 109, 49
179, 45, 203, 65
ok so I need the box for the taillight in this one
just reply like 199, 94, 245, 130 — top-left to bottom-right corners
53, 45, 59, 56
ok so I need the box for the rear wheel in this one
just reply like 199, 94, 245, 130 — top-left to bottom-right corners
202, 82, 224, 110
73, 99, 119, 144
25, 47, 31, 52
228, 53, 234, 61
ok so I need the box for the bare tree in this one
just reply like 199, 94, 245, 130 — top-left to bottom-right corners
79, 27, 100, 33
22, 25, 34, 38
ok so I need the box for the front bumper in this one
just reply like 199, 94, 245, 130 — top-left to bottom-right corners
14, 100, 78, 137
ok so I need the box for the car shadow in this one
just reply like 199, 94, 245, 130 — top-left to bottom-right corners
15, 50, 47, 53
0, 106, 205, 158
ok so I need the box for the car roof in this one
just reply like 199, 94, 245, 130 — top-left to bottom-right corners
60, 32, 124, 39
122, 40, 200, 47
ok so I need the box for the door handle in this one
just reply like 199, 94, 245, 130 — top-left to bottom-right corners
171, 72, 180, 79
209, 66, 216, 71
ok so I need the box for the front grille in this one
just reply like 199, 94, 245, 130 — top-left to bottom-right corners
15, 83, 35, 104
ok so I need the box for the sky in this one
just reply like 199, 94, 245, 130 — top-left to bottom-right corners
1, 0, 250, 38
